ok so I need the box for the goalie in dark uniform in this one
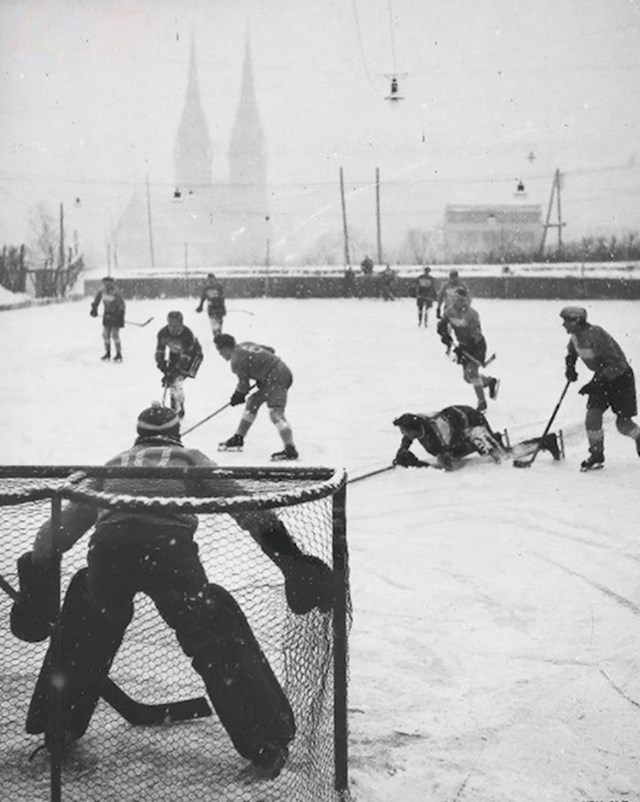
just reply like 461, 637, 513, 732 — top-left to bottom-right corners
10, 403, 333, 778
155, 310, 203, 419
392, 405, 561, 471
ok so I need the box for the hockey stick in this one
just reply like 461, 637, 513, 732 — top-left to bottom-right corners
227, 308, 255, 317
454, 349, 496, 369
125, 317, 154, 327
182, 383, 257, 437
347, 465, 396, 485
513, 380, 571, 469
100, 679, 211, 726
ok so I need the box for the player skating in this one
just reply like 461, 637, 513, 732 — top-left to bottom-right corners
214, 333, 298, 461
414, 266, 438, 327
392, 405, 561, 471
195, 272, 227, 338
560, 305, 640, 471
10, 403, 333, 776
436, 268, 470, 319
90, 276, 126, 362
155, 311, 203, 419
437, 290, 499, 411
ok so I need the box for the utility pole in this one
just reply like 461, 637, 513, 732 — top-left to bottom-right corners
339, 167, 351, 266
58, 202, 65, 271
375, 167, 383, 265
145, 174, 156, 270
539, 168, 566, 259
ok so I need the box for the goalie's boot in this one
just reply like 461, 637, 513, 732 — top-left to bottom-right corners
271, 445, 299, 461
488, 377, 500, 400
541, 432, 561, 461
252, 741, 289, 779
219, 434, 244, 451
580, 449, 604, 471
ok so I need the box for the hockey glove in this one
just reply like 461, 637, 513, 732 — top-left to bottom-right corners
230, 391, 246, 407
10, 552, 56, 642
195, 306, 202, 313
90, 307, 98, 318
565, 355, 578, 382
393, 449, 420, 467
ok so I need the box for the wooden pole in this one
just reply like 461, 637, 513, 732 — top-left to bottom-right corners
339, 167, 351, 266
145, 174, 156, 269
376, 167, 382, 265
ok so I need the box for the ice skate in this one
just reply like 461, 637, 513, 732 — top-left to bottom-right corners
580, 452, 604, 472
218, 434, 244, 452
113, 353, 122, 363
271, 445, 299, 462
488, 378, 500, 400
100, 352, 111, 361
476, 399, 487, 412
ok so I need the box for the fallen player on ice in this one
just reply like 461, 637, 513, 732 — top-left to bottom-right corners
392, 404, 562, 471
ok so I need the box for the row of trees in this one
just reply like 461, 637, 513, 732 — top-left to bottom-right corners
0, 203, 85, 298
300, 229, 640, 266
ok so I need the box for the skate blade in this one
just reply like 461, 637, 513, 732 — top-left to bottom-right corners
271, 454, 299, 462
580, 463, 604, 472
218, 445, 243, 452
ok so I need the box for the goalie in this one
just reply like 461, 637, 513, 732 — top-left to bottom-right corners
392, 404, 561, 471
10, 403, 333, 778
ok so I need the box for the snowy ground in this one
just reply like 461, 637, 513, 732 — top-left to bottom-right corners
1, 295, 640, 802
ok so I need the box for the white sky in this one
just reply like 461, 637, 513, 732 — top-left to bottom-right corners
1, 0, 640, 260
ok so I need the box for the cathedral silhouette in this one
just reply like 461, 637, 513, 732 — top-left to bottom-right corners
114, 34, 269, 271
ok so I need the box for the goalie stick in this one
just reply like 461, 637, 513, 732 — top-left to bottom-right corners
100, 679, 212, 726
0, 574, 211, 727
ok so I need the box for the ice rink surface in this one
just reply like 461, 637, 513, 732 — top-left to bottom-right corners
2, 294, 640, 802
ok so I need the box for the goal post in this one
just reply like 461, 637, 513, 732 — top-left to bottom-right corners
0, 464, 351, 802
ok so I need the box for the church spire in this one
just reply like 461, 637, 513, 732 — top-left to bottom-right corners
174, 36, 212, 190
228, 30, 267, 186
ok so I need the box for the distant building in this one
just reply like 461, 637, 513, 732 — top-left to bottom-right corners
114, 33, 269, 271
443, 204, 542, 262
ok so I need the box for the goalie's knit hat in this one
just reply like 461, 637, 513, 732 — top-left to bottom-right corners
137, 402, 180, 435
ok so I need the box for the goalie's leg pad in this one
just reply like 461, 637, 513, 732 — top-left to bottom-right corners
26, 568, 128, 741
191, 584, 296, 767
10, 551, 56, 643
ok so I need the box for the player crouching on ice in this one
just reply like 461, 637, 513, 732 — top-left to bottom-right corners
392, 405, 561, 471
214, 333, 299, 461
9, 403, 333, 778
155, 310, 203, 420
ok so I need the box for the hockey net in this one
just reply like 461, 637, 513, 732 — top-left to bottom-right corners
0, 465, 350, 802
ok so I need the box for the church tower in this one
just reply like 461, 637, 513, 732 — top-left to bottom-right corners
174, 37, 212, 190
224, 30, 269, 263
228, 31, 267, 187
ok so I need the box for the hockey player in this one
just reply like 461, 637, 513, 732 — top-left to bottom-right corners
414, 265, 438, 327
214, 333, 298, 461
90, 276, 126, 362
392, 405, 561, 471
10, 403, 333, 775
379, 265, 397, 301
155, 311, 203, 419
437, 290, 499, 411
561, 305, 640, 471
195, 273, 227, 338
436, 269, 470, 319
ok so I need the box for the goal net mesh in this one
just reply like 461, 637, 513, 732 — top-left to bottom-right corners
0, 466, 350, 802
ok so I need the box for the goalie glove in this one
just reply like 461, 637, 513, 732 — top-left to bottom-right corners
10, 552, 56, 642
260, 519, 334, 614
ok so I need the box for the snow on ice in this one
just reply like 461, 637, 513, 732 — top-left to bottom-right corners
1, 295, 640, 802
